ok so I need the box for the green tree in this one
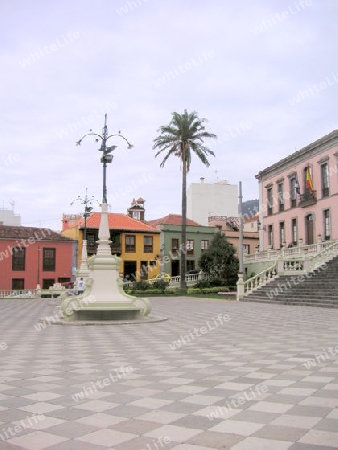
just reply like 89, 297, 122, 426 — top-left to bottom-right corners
199, 232, 239, 287
153, 110, 217, 291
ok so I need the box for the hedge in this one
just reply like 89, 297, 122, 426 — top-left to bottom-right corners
187, 286, 232, 294
125, 286, 237, 296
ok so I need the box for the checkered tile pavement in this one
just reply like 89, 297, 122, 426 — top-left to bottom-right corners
0, 297, 337, 449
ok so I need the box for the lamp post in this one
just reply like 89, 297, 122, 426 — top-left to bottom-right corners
237, 181, 244, 301
71, 188, 95, 241
60, 114, 152, 322
71, 189, 96, 276
76, 114, 133, 205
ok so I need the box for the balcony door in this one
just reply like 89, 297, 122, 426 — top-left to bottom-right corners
171, 260, 179, 276
305, 214, 314, 245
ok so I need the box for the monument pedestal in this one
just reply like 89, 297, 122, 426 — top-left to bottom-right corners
60, 203, 151, 322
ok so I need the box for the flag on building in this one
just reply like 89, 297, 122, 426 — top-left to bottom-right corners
305, 167, 314, 195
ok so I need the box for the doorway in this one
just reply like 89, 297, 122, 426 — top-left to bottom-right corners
305, 214, 314, 245
171, 260, 179, 276
124, 261, 137, 281
140, 261, 148, 280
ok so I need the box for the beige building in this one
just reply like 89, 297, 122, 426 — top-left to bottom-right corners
208, 216, 259, 256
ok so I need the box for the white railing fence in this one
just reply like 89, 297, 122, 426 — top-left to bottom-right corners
169, 274, 200, 286
244, 262, 278, 295
244, 239, 337, 263
0, 289, 38, 299
123, 273, 201, 288
239, 238, 338, 299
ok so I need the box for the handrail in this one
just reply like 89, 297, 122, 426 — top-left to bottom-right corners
243, 261, 277, 295
244, 239, 338, 263
307, 240, 338, 272
242, 239, 338, 297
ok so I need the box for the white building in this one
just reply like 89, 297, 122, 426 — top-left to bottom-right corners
187, 178, 238, 226
0, 208, 21, 226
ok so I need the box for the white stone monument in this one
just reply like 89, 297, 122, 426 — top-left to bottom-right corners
60, 203, 151, 321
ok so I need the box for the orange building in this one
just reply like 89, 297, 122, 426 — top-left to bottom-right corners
0, 225, 76, 290
62, 211, 160, 281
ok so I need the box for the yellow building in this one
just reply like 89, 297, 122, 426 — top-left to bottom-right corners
61, 212, 160, 281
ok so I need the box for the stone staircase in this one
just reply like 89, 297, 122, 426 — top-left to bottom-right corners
242, 255, 338, 308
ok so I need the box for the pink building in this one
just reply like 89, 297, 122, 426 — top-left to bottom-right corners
0, 225, 76, 290
256, 130, 338, 251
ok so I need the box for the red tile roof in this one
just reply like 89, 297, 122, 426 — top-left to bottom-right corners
0, 225, 75, 241
243, 214, 259, 222
147, 214, 201, 227
79, 212, 159, 233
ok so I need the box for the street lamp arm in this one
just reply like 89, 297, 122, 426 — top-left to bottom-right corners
107, 133, 134, 149
76, 132, 133, 150
70, 189, 97, 241
76, 114, 132, 204
76, 132, 104, 146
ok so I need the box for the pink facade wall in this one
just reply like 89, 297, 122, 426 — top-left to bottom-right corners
259, 140, 338, 250
0, 239, 74, 290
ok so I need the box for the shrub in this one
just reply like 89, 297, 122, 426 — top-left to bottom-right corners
194, 279, 211, 289
130, 288, 165, 296
161, 289, 179, 295
188, 286, 230, 294
132, 280, 149, 291
152, 279, 169, 293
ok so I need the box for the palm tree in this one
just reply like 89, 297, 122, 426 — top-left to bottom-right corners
153, 109, 217, 291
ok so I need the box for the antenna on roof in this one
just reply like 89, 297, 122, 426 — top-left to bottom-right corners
214, 169, 219, 183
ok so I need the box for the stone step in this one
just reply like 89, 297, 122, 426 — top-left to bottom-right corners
248, 298, 338, 303
245, 295, 337, 300
243, 254, 338, 308
248, 289, 338, 296
252, 284, 338, 290
242, 297, 338, 303
244, 302, 338, 309
247, 291, 338, 297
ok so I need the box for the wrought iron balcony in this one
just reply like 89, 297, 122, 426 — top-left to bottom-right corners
110, 244, 122, 254
298, 190, 317, 208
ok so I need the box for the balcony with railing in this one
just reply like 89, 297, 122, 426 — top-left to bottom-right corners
298, 190, 317, 208
110, 244, 122, 255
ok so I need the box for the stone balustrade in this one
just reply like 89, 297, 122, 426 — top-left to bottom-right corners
243, 262, 277, 296
244, 239, 337, 263
0, 289, 37, 299
238, 239, 338, 299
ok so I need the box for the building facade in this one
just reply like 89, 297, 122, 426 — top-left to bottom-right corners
62, 212, 160, 281
148, 214, 218, 276
187, 178, 238, 226
256, 130, 338, 251
208, 216, 259, 256
0, 225, 76, 290
127, 197, 146, 221
0, 208, 21, 226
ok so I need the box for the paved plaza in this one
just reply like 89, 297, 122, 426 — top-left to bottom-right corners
0, 297, 338, 450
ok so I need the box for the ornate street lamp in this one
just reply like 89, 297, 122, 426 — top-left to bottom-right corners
76, 114, 133, 205
76, 114, 133, 262
70, 189, 96, 276
70, 188, 96, 241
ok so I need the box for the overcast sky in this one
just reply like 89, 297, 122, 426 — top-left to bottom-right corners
1, 0, 338, 230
